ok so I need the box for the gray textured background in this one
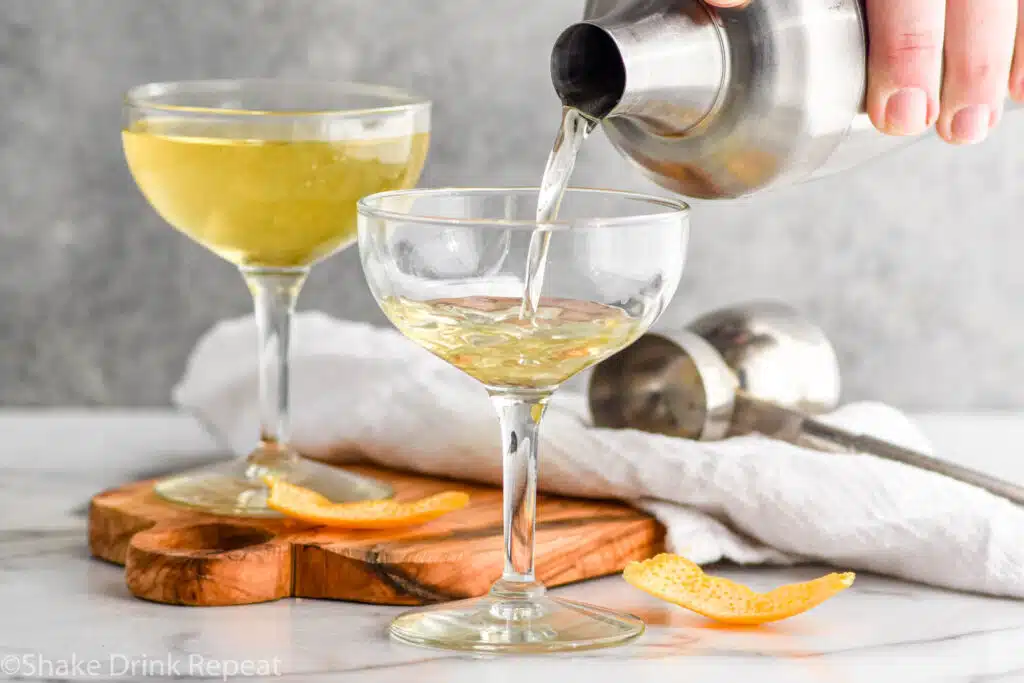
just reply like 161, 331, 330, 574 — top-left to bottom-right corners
2, 0, 1022, 409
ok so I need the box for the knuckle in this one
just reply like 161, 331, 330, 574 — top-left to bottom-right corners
877, 31, 942, 80
947, 60, 998, 86
889, 31, 942, 56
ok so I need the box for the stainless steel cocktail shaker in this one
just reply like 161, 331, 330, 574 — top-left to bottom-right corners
588, 302, 1024, 507
549, 0, 1013, 199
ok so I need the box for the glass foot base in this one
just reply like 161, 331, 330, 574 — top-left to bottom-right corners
153, 451, 394, 517
388, 581, 644, 653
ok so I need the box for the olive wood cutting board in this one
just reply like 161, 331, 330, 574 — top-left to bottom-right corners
88, 464, 664, 607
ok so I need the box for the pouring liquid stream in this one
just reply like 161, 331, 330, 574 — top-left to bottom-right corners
519, 107, 599, 320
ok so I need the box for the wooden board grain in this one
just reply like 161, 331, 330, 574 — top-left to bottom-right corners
88, 464, 664, 607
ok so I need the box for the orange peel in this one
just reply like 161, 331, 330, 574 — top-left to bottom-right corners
262, 477, 469, 529
623, 553, 854, 625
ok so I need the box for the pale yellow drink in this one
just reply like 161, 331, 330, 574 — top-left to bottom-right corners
123, 120, 429, 268
381, 295, 644, 390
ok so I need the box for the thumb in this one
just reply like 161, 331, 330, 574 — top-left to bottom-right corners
703, 0, 750, 6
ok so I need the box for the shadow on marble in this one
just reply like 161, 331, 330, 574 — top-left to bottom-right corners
84, 557, 140, 603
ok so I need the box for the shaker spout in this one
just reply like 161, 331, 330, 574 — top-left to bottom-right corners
550, 2, 727, 135
550, 23, 627, 120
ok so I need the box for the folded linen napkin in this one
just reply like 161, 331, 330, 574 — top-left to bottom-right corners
174, 312, 1024, 599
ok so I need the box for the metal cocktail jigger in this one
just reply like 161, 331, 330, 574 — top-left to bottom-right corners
589, 301, 1024, 506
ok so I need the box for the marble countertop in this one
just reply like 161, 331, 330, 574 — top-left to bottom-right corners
2, 411, 1023, 682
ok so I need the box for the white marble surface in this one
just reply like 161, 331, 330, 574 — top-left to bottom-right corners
1, 411, 1023, 682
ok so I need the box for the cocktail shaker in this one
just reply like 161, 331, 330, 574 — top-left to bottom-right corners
550, 0, 1017, 199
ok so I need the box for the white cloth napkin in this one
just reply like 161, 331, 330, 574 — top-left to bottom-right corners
174, 312, 1024, 599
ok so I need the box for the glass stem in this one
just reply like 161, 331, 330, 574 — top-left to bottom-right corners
243, 267, 309, 466
490, 392, 549, 586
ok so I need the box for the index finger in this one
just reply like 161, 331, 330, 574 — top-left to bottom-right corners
702, 0, 750, 7
865, 0, 946, 136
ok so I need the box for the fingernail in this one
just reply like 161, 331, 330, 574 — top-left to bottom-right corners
1011, 80, 1024, 102
884, 88, 929, 134
950, 105, 991, 144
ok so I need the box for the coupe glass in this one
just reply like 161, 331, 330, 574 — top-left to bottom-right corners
123, 79, 431, 516
358, 187, 689, 653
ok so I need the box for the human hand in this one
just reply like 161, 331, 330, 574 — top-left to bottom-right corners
703, 0, 1020, 145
